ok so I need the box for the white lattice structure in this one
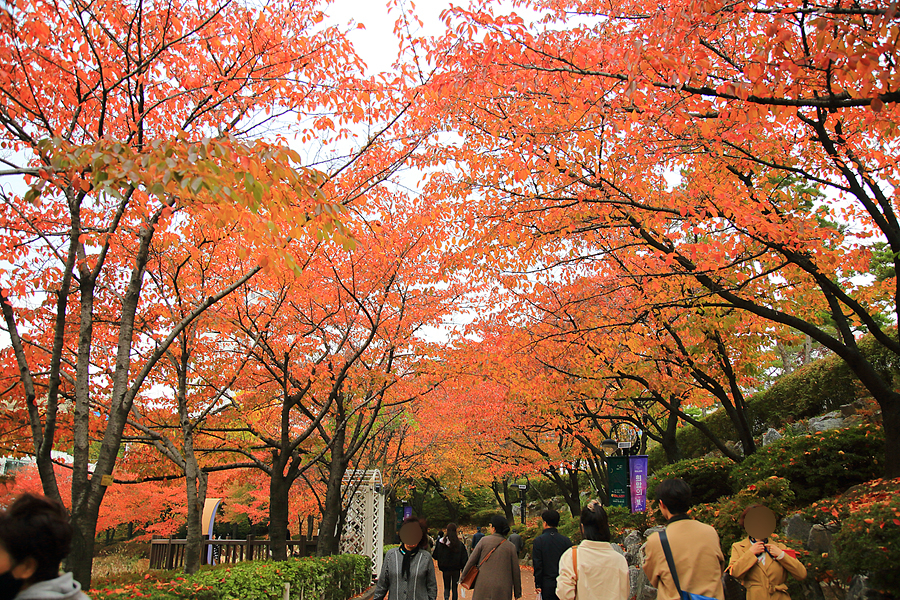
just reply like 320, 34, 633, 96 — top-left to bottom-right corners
340, 469, 385, 577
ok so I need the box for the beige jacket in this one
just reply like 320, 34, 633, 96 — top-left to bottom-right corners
643, 518, 725, 600
728, 538, 806, 600
555, 540, 629, 600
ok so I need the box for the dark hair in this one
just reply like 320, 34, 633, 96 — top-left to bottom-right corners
580, 502, 611, 542
0, 493, 72, 582
445, 522, 461, 551
655, 478, 692, 515
402, 515, 429, 550
541, 509, 561, 527
490, 514, 510, 536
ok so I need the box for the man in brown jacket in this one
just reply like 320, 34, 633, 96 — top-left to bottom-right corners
643, 479, 724, 600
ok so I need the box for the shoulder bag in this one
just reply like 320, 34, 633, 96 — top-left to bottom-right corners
460, 541, 499, 590
658, 530, 719, 600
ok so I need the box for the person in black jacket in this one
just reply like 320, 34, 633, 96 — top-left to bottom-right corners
532, 509, 572, 600
433, 522, 468, 600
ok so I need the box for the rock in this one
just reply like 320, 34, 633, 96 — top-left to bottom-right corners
844, 574, 870, 600
725, 440, 745, 457
782, 513, 812, 543
611, 542, 625, 556
789, 421, 809, 435
623, 529, 643, 566
807, 524, 833, 556
840, 404, 857, 418
631, 566, 657, 600
809, 418, 844, 432
762, 428, 783, 446
643, 525, 665, 541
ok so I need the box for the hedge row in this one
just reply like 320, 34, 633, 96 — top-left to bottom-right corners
649, 424, 883, 507
90, 554, 371, 600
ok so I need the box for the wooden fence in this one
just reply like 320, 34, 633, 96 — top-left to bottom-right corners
149, 534, 319, 570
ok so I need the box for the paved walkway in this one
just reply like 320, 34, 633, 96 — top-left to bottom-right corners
435, 563, 536, 600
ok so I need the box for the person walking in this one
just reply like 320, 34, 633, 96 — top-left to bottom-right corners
434, 523, 468, 600
727, 505, 806, 600
460, 515, 522, 600
555, 501, 629, 600
374, 516, 438, 600
471, 526, 485, 550
507, 529, 523, 555
532, 509, 572, 600
0, 493, 90, 600
643, 479, 725, 600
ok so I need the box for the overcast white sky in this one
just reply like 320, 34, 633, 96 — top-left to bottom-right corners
326, 0, 457, 76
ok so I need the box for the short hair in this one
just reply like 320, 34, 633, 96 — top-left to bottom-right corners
580, 502, 611, 542
541, 509, 561, 527
655, 478, 692, 514
0, 494, 72, 582
490, 514, 510, 536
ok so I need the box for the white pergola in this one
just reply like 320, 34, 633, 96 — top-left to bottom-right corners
340, 469, 385, 578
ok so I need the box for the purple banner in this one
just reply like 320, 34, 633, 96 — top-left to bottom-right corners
629, 455, 648, 513
403, 506, 413, 520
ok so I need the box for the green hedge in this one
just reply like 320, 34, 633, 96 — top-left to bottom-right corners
731, 424, 884, 504
647, 457, 733, 504
90, 555, 371, 600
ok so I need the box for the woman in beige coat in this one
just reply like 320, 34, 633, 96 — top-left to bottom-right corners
728, 505, 806, 600
555, 501, 629, 600
460, 515, 521, 600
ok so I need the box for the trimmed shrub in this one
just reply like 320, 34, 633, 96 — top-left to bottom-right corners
802, 478, 900, 596
690, 476, 797, 555
647, 456, 733, 504
731, 424, 884, 504
90, 555, 371, 600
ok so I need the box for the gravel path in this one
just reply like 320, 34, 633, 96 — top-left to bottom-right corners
435, 562, 537, 600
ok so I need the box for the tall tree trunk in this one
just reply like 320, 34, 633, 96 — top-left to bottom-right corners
269, 470, 291, 561
491, 479, 514, 524
317, 427, 347, 556
183, 457, 208, 573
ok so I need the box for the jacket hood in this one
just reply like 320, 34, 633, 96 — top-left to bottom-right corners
16, 573, 89, 600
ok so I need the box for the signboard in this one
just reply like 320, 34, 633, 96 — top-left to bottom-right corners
629, 455, 649, 513
517, 484, 527, 490
403, 505, 413, 520
607, 456, 630, 508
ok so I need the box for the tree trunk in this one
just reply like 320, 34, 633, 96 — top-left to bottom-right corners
269, 471, 291, 561
183, 458, 207, 574
491, 480, 514, 524
317, 427, 347, 556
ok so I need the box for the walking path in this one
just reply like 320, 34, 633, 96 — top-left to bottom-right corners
435, 563, 536, 600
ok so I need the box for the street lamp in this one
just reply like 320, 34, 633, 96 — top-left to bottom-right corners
601, 438, 618, 456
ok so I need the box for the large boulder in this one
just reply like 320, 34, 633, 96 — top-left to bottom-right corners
630, 566, 657, 600
781, 513, 812, 543
844, 575, 871, 600
623, 530, 643, 566
762, 428, 783, 446
806, 524, 834, 556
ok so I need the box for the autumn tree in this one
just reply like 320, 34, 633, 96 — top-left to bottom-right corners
0, 0, 365, 585
420, 0, 900, 475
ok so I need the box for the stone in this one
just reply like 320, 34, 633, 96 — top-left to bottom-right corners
631, 566, 657, 600
806, 524, 833, 556
643, 525, 665, 540
782, 513, 812, 543
790, 421, 809, 435
809, 418, 844, 433
725, 440, 745, 457
844, 574, 870, 600
623, 529, 643, 566
762, 428, 783, 446
611, 542, 625, 556
840, 403, 857, 418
